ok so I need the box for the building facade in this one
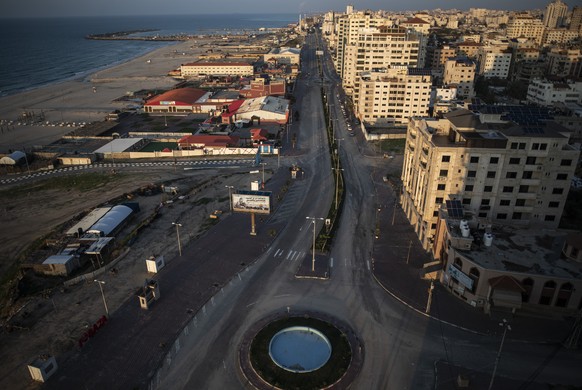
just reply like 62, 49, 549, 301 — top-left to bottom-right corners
506, 13, 545, 45
180, 62, 254, 78
400, 109, 580, 250
353, 67, 432, 125
442, 58, 476, 99
543, 0, 568, 28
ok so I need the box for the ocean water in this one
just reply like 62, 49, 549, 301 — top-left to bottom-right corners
0, 14, 297, 97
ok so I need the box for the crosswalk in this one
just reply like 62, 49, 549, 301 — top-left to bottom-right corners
0, 159, 254, 185
272, 248, 306, 262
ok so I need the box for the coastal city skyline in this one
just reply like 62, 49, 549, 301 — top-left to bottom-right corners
0, 0, 559, 18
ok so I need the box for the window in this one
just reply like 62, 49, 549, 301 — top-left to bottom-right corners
431, 223, 437, 229
560, 159, 572, 166
552, 188, 564, 195
481, 199, 490, 206
490, 157, 499, 164
469, 268, 480, 293
516, 199, 526, 206
545, 215, 556, 221
470, 156, 479, 163
486, 171, 496, 178
549, 201, 559, 208
497, 213, 507, 219
509, 158, 520, 165
500, 199, 510, 206
532, 143, 540, 150
540, 143, 547, 150
437, 184, 446, 191
484, 186, 493, 192
462, 198, 471, 205
502, 186, 513, 193
512, 212, 522, 220
519, 143, 526, 149
526, 156, 536, 165
467, 170, 476, 178
519, 185, 529, 193
557, 173, 568, 180
465, 185, 474, 191
439, 169, 448, 177
433, 211, 439, 217
435, 197, 443, 204
478, 212, 488, 217
539, 281, 556, 305
522, 278, 534, 303
441, 155, 450, 162
510, 142, 518, 149
506, 171, 517, 179
555, 283, 574, 308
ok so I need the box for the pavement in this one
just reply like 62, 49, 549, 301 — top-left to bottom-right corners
369, 167, 576, 345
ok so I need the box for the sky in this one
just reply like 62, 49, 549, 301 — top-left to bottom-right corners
0, 0, 556, 18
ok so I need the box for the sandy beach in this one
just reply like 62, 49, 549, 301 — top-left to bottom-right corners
0, 37, 218, 152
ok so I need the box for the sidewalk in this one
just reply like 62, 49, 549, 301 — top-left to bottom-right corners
370, 168, 574, 344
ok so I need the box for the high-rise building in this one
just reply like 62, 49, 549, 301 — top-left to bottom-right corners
570, 6, 582, 31
353, 67, 432, 125
543, 0, 568, 28
400, 108, 580, 250
342, 26, 424, 94
477, 45, 513, 79
506, 12, 545, 45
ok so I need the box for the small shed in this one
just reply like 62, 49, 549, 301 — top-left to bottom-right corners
41, 255, 79, 276
28, 355, 58, 382
0, 151, 27, 165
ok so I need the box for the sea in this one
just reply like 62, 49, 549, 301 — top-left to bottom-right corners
0, 14, 297, 97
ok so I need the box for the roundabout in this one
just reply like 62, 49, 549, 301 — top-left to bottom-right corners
239, 311, 363, 389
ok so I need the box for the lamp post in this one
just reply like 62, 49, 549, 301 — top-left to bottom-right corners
172, 222, 182, 256
332, 167, 344, 210
260, 162, 267, 188
306, 217, 324, 271
225, 185, 234, 211
488, 319, 512, 390
93, 280, 109, 317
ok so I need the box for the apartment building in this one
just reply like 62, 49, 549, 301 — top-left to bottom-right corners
506, 13, 545, 45
546, 48, 582, 78
334, 11, 389, 79
442, 58, 476, 99
456, 41, 482, 60
543, 0, 568, 28
477, 45, 512, 79
426, 45, 457, 71
400, 108, 579, 250
527, 78, 582, 106
353, 67, 432, 125
543, 28, 580, 45
342, 26, 424, 94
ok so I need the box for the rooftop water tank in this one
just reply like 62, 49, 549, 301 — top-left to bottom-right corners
484, 232, 493, 247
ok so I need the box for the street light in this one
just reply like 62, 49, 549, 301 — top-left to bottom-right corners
306, 217, 324, 271
225, 185, 234, 211
260, 162, 267, 188
172, 222, 183, 256
93, 280, 109, 317
488, 319, 512, 390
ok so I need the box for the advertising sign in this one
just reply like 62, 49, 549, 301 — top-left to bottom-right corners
447, 264, 474, 290
232, 191, 271, 214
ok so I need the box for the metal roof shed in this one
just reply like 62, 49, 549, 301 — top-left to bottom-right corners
0, 151, 26, 165
87, 205, 133, 236
41, 255, 79, 276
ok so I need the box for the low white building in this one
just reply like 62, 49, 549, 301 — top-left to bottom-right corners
263, 47, 301, 65
527, 79, 582, 107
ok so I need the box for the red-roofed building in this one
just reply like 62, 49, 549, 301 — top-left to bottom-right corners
220, 100, 246, 124
144, 88, 207, 114
400, 17, 430, 34
250, 128, 269, 144
177, 134, 240, 150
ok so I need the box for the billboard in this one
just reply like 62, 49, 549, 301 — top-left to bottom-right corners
232, 191, 271, 214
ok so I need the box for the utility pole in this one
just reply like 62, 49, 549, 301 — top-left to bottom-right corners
225, 186, 234, 211
172, 222, 183, 256
94, 280, 109, 317
488, 319, 512, 390
425, 279, 435, 313
306, 217, 324, 271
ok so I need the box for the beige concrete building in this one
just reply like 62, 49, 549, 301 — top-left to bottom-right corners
399, 17, 431, 35
342, 26, 424, 94
400, 108, 580, 250
477, 45, 512, 79
527, 78, 582, 106
546, 48, 582, 78
506, 13, 545, 45
426, 45, 457, 71
543, 28, 580, 45
263, 47, 301, 65
543, 0, 568, 28
432, 214, 582, 314
442, 58, 476, 99
180, 62, 254, 78
353, 67, 432, 125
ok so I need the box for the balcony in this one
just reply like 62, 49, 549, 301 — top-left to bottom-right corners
520, 179, 540, 186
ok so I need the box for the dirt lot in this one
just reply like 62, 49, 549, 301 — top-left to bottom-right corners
0, 165, 265, 389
